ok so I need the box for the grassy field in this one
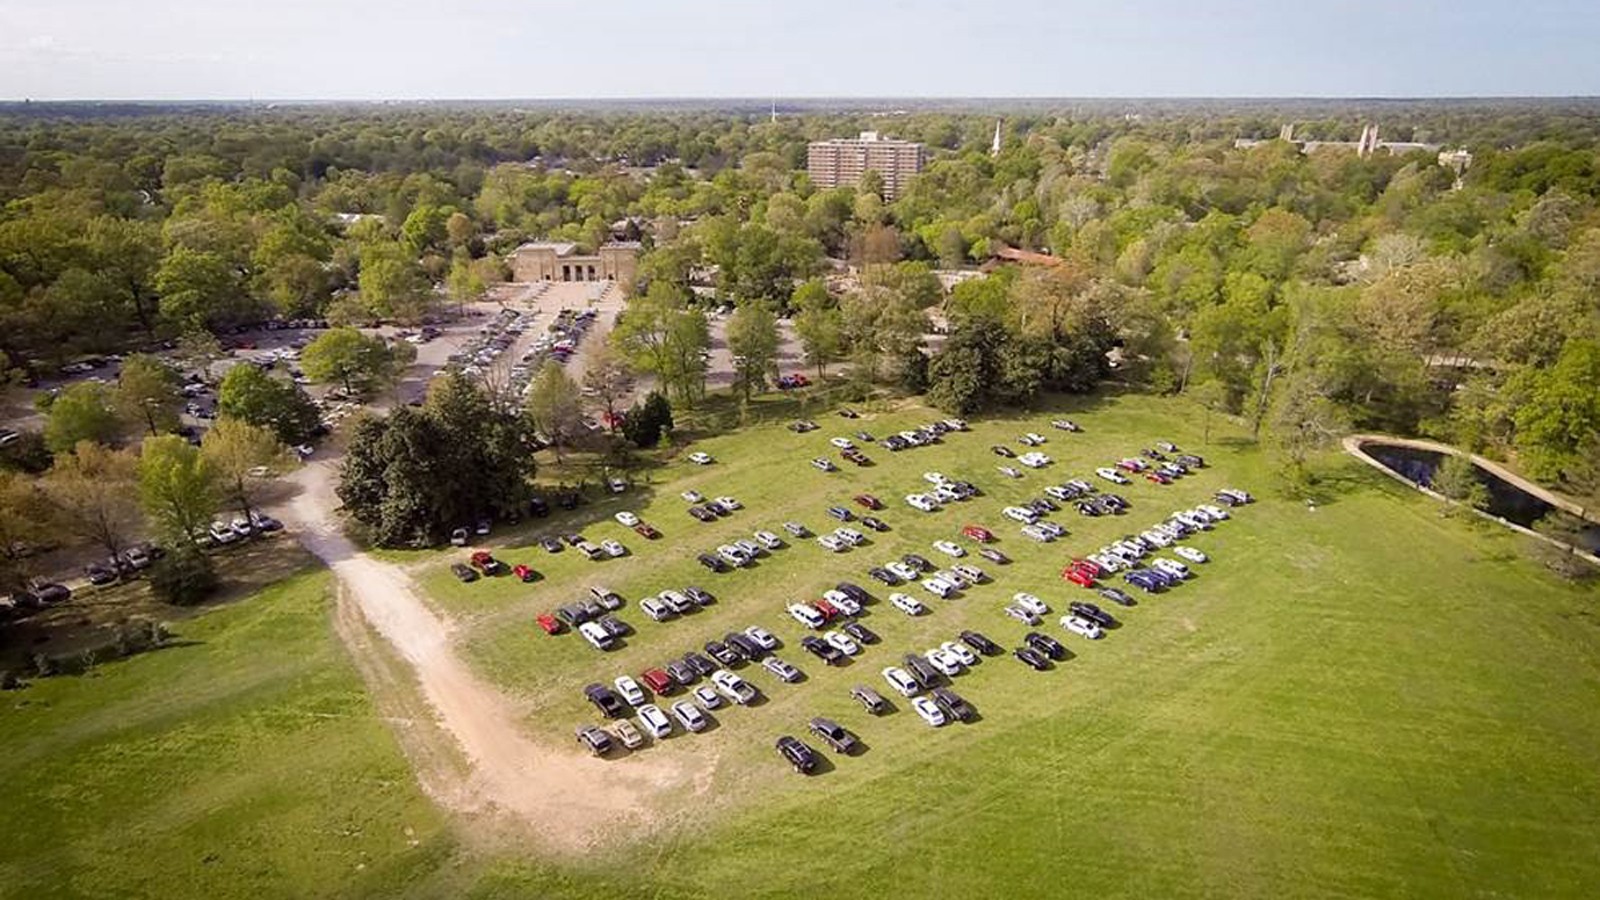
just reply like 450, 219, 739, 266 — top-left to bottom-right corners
5, 390, 1598, 899
416, 390, 1600, 899
0, 569, 459, 900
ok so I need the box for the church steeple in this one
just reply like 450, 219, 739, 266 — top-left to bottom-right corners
991, 119, 1002, 157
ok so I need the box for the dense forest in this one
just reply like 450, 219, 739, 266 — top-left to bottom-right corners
2, 100, 1598, 509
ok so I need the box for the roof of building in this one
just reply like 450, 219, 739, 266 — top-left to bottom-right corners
514, 241, 579, 256
600, 240, 642, 250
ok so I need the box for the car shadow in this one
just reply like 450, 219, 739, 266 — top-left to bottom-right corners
843, 736, 871, 756
806, 753, 839, 776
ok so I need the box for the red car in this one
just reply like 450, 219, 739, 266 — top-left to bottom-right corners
1072, 558, 1104, 578
961, 524, 995, 542
512, 564, 540, 583
640, 668, 674, 694
535, 613, 562, 635
469, 550, 505, 575
1116, 458, 1147, 472
813, 598, 841, 620
633, 522, 662, 539
1145, 471, 1171, 484
853, 493, 884, 510
1063, 567, 1097, 588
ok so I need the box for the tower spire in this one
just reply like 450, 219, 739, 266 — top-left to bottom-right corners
991, 119, 1002, 157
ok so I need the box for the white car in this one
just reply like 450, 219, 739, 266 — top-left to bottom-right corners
1036, 521, 1065, 538
716, 496, 741, 510
825, 591, 862, 616
670, 700, 708, 732
922, 471, 948, 485
601, 540, 627, 558
906, 493, 939, 512
1020, 524, 1055, 542
787, 603, 826, 629
890, 593, 927, 616
830, 437, 855, 450
1141, 529, 1173, 547
951, 563, 986, 583
1024, 432, 1047, 444
208, 522, 242, 545
817, 534, 846, 552
681, 490, 705, 503
998, 465, 1022, 478
1003, 505, 1038, 524
613, 675, 646, 706
883, 666, 922, 697
1060, 615, 1104, 640
940, 641, 979, 667
932, 540, 965, 558
1088, 553, 1123, 573
734, 538, 763, 557
911, 696, 947, 727
938, 568, 971, 589
744, 625, 780, 650
1045, 485, 1073, 501
932, 485, 962, 504
639, 597, 674, 622
1152, 558, 1192, 579
712, 669, 758, 705
1019, 452, 1051, 468
834, 527, 866, 546
888, 561, 919, 581
637, 704, 673, 738
1174, 545, 1209, 564
823, 631, 860, 655
717, 545, 749, 566
693, 684, 723, 708
753, 530, 784, 550
921, 577, 956, 599
1013, 592, 1049, 616
688, 452, 715, 465
1096, 467, 1130, 484
925, 647, 964, 676
812, 458, 837, 472
614, 511, 640, 527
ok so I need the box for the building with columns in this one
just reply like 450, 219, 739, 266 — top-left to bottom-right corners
509, 241, 640, 289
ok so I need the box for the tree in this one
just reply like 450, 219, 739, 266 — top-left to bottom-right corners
526, 361, 584, 460
148, 542, 219, 606
201, 419, 288, 527
0, 471, 46, 595
115, 354, 181, 437
171, 330, 226, 382
611, 282, 710, 405
358, 242, 430, 322
1511, 339, 1600, 482
623, 391, 673, 448
581, 343, 634, 432
725, 302, 781, 401
40, 442, 141, 560
1431, 454, 1490, 514
301, 327, 411, 397
155, 245, 244, 332
138, 435, 219, 546
216, 363, 321, 444
44, 382, 120, 453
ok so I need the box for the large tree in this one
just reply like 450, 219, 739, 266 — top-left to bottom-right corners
201, 419, 288, 527
115, 354, 182, 437
526, 361, 584, 460
581, 342, 634, 433
138, 435, 219, 546
40, 442, 142, 560
216, 363, 320, 444
44, 382, 120, 453
725, 302, 781, 401
300, 327, 412, 397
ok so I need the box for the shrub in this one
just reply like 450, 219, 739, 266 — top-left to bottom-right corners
149, 543, 219, 606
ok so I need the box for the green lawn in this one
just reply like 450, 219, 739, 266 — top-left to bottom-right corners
5, 391, 1598, 900
0, 569, 458, 900
423, 391, 1600, 899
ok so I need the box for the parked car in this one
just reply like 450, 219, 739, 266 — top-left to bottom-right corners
576, 725, 614, 756
670, 701, 708, 732
960, 630, 1001, 655
688, 452, 714, 465
712, 669, 758, 705
881, 666, 922, 697
637, 704, 673, 738
584, 683, 627, 718
808, 717, 859, 754
889, 592, 926, 616
932, 687, 975, 723
762, 656, 803, 683
512, 563, 540, 583
1060, 615, 1104, 640
979, 547, 1011, 564
776, 735, 818, 774
1014, 646, 1051, 670
932, 540, 966, 558
911, 696, 948, 727
851, 684, 890, 714
450, 563, 477, 583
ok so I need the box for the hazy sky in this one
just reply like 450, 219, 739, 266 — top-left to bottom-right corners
1, 0, 1596, 100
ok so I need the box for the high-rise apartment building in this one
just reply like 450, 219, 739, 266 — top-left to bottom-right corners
806, 132, 927, 200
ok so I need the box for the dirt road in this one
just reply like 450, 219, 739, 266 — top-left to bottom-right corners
277, 458, 699, 852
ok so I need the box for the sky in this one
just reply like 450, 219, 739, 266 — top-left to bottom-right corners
0, 0, 1597, 100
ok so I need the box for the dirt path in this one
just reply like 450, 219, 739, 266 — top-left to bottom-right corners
276, 459, 698, 852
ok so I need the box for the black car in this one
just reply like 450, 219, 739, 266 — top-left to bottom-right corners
836, 582, 870, 605
860, 515, 889, 532
842, 621, 879, 644
826, 506, 854, 522
850, 684, 890, 715
683, 651, 718, 677
902, 653, 940, 687
705, 501, 732, 517
557, 603, 594, 626
808, 717, 860, 754
854, 431, 875, 442
598, 615, 630, 638
450, 563, 478, 583
540, 536, 563, 553
1098, 587, 1136, 607
959, 629, 1001, 656
1024, 631, 1067, 660
685, 586, 715, 606
932, 687, 975, 723
776, 735, 819, 774
868, 566, 898, 585
704, 640, 741, 666
1029, 497, 1058, 513
1214, 491, 1243, 507
978, 547, 1011, 565
1076, 501, 1102, 517
1069, 601, 1116, 628
800, 635, 845, 665
583, 683, 627, 719
902, 553, 932, 572
562, 533, 585, 547
1102, 493, 1130, 512
84, 564, 118, 586
688, 506, 716, 523
528, 497, 550, 517
1177, 454, 1205, 468
576, 725, 614, 756
726, 631, 765, 660
556, 492, 580, 510
1014, 646, 1051, 671
991, 444, 1016, 458
697, 553, 729, 572
665, 660, 699, 686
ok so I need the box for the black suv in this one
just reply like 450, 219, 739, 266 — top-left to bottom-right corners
1098, 587, 1135, 607
697, 553, 729, 572
776, 735, 818, 774
725, 631, 764, 660
902, 553, 932, 572
826, 506, 854, 522
704, 640, 741, 666
959, 630, 1001, 656
575, 725, 613, 756
1069, 601, 1116, 628
836, 582, 870, 605
583, 683, 626, 718
843, 621, 878, 644
902, 653, 940, 687
808, 717, 860, 754
932, 687, 975, 723
683, 652, 717, 677
1024, 631, 1067, 661
1014, 646, 1050, 671
800, 636, 844, 665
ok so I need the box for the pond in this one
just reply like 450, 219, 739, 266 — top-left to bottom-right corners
1359, 441, 1600, 554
